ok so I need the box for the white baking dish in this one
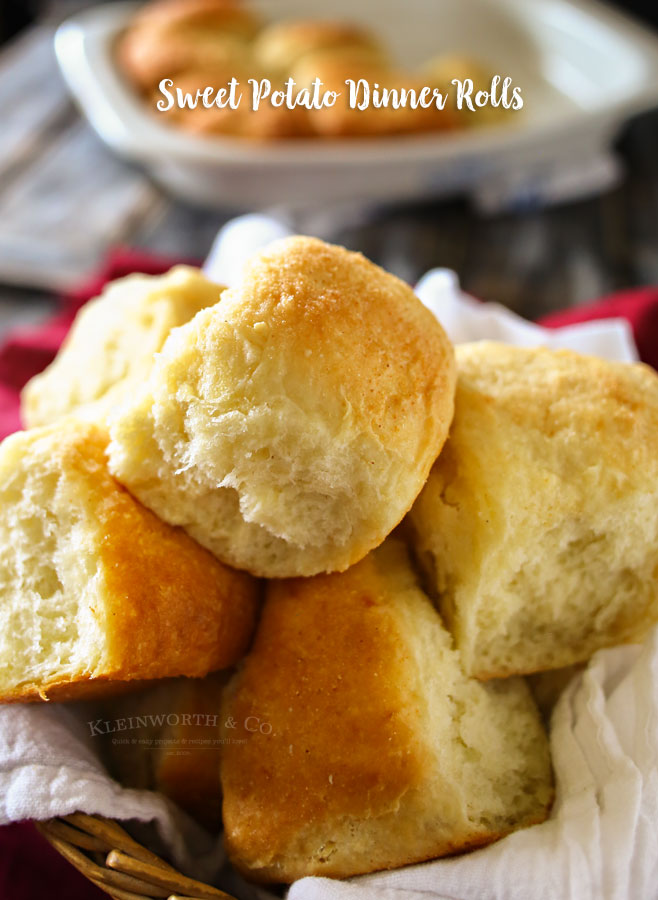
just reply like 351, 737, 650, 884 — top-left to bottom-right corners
54, 0, 658, 211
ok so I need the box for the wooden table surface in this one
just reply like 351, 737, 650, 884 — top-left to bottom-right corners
0, 23, 656, 337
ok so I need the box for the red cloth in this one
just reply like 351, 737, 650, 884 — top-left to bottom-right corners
0, 253, 656, 900
539, 286, 658, 372
0, 823, 107, 900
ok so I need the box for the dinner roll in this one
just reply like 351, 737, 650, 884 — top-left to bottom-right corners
100, 674, 226, 829
421, 54, 514, 128
253, 19, 387, 77
409, 342, 658, 679
21, 266, 223, 429
120, 28, 254, 94
107, 236, 456, 578
220, 539, 553, 882
126, 0, 259, 34
291, 53, 453, 138
157, 67, 311, 139
118, 0, 260, 92
0, 423, 259, 702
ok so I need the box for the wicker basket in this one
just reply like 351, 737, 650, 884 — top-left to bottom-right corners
37, 813, 238, 900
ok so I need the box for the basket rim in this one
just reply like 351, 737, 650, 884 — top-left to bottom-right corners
36, 813, 236, 900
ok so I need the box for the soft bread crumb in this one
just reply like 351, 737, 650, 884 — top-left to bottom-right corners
21, 266, 223, 428
409, 341, 658, 679
108, 237, 456, 578
220, 538, 553, 881
0, 422, 259, 702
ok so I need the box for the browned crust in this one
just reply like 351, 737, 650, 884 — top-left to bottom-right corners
221, 557, 430, 881
179, 101, 312, 140
291, 56, 456, 137
117, 30, 250, 93
221, 551, 553, 880
0, 676, 159, 704
0, 424, 261, 703
117, 0, 259, 91
256, 19, 382, 54
231, 237, 456, 534
221, 539, 552, 881
83, 426, 260, 681
128, 0, 259, 36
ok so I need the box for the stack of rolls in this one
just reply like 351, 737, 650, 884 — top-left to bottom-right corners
5, 234, 658, 882
116, 0, 462, 139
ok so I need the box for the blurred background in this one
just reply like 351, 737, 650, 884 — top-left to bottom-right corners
0, 0, 656, 334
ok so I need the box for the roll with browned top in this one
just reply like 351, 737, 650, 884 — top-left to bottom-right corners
409, 342, 658, 679
220, 539, 553, 881
21, 266, 224, 428
0, 422, 259, 702
117, 0, 261, 92
108, 236, 456, 578
252, 18, 388, 76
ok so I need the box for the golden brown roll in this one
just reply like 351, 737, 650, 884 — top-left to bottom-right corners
253, 19, 387, 77
409, 341, 658, 679
220, 539, 553, 882
118, 0, 261, 92
128, 0, 259, 33
21, 266, 223, 429
108, 236, 456, 578
292, 52, 454, 138
99, 674, 226, 830
182, 97, 311, 140
0, 422, 259, 702
156, 67, 311, 139
421, 54, 514, 128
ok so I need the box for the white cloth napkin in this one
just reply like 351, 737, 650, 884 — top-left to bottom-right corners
0, 214, 654, 900
0, 700, 225, 880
